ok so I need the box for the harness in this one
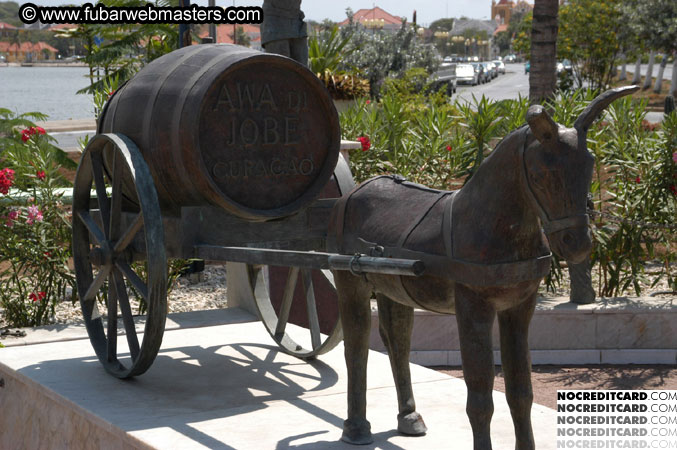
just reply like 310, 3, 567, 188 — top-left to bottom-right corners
332, 129, 587, 288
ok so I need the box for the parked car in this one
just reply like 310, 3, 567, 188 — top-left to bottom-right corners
456, 63, 479, 86
472, 62, 490, 83
431, 62, 457, 95
504, 54, 516, 63
485, 61, 498, 79
557, 59, 573, 74
492, 60, 505, 74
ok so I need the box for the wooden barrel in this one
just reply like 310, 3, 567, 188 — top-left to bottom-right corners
99, 44, 340, 221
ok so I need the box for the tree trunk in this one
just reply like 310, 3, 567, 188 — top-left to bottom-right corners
619, 57, 627, 81
653, 56, 667, 93
642, 51, 655, 90
671, 57, 677, 99
529, 0, 559, 103
631, 56, 642, 84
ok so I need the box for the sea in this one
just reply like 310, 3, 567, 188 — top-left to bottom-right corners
0, 66, 94, 121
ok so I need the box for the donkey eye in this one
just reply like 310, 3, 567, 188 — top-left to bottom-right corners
530, 173, 544, 188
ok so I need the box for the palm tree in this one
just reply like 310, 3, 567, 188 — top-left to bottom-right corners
529, 0, 559, 103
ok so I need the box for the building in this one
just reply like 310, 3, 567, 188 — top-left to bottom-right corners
199, 24, 262, 51
0, 41, 58, 62
0, 22, 16, 38
491, 0, 533, 25
338, 6, 404, 33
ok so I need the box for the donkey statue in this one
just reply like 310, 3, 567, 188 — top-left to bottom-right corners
328, 86, 638, 448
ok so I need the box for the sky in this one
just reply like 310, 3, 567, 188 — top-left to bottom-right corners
26, 1, 491, 26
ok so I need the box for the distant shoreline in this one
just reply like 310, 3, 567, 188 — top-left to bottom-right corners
1, 62, 87, 68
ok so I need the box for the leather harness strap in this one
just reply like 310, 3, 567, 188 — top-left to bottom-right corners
332, 174, 551, 287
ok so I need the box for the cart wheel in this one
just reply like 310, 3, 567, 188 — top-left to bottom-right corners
72, 133, 167, 378
248, 155, 355, 359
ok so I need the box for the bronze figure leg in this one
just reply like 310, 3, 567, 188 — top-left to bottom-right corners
376, 294, 427, 436
455, 286, 496, 450
497, 295, 537, 450
335, 271, 374, 445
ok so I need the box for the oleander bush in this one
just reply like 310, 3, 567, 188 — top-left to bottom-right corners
340, 87, 676, 296
0, 109, 76, 327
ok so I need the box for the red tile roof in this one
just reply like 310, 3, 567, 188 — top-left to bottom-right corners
494, 23, 509, 35
0, 21, 17, 30
338, 6, 404, 27
0, 41, 57, 53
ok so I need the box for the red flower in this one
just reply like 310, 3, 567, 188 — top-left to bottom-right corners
356, 136, 371, 152
446, 145, 452, 151
36, 170, 46, 180
0, 168, 15, 195
365, 100, 371, 105
635, 176, 641, 184
29, 291, 46, 302
670, 185, 677, 196
21, 129, 31, 142
33, 126, 45, 135
43, 251, 52, 258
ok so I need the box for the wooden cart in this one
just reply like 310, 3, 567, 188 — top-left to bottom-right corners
72, 44, 423, 378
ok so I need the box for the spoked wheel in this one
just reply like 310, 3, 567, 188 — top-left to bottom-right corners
247, 155, 355, 359
250, 266, 343, 359
72, 133, 167, 378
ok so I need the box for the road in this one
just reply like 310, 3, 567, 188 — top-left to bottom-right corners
625, 63, 673, 81
451, 62, 663, 123
454, 63, 530, 104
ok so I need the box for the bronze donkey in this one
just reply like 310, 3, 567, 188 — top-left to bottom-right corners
329, 87, 638, 448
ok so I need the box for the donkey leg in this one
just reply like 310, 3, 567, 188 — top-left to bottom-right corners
376, 294, 427, 436
455, 287, 497, 450
335, 271, 374, 445
497, 295, 537, 450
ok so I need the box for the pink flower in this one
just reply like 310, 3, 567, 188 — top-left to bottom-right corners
26, 205, 43, 225
5, 209, 19, 226
356, 136, 371, 152
673, 152, 677, 164
0, 168, 15, 194
36, 170, 46, 180
635, 176, 641, 184
365, 100, 371, 105
446, 145, 452, 151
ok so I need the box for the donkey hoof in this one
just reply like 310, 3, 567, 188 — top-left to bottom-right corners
398, 412, 427, 436
341, 419, 373, 445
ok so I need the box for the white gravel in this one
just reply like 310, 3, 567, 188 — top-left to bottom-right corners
1, 263, 674, 329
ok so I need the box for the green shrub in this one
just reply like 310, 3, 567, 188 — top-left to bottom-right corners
0, 110, 76, 327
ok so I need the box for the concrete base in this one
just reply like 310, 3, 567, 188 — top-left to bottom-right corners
0, 308, 558, 449
370, 295, 677, 366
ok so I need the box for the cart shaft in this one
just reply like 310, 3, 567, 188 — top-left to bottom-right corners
193, 245, 425, 277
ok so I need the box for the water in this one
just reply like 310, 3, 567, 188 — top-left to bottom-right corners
0, 66, 95, 120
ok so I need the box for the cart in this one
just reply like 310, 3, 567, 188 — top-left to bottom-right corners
71, 44, 424, 378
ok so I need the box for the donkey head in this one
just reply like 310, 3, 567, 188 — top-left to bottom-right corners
523, 86, 638, 263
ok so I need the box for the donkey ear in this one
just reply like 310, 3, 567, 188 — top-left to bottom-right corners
527, 105, 558, 144
574, 85, 639, 135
